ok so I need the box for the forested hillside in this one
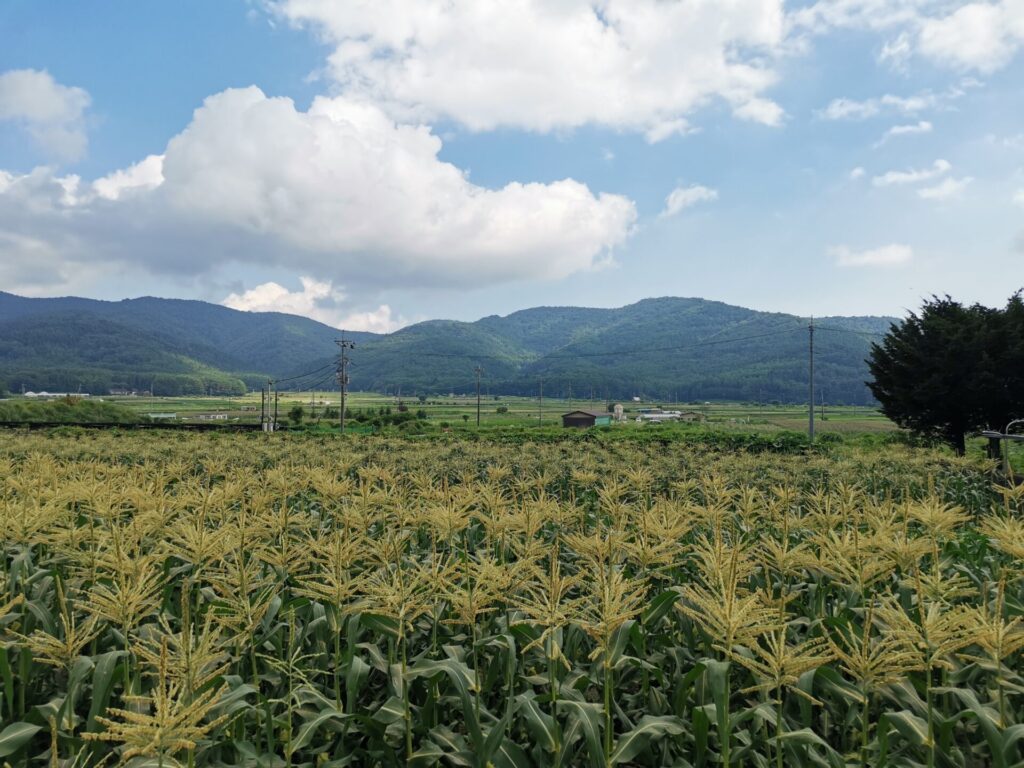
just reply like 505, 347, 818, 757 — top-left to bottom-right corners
344, 298, 893, 404
0, 292, 376, 395
0, 292, 894, 403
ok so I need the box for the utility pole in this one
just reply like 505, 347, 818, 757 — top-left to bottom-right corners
268, 380, 275, 431
539, 378, 544, 425
274, 383, 279, 432
260, 385, 266, 431
474, 366, 483, 427
808, 319, 815, 445
336, 334, 356, 434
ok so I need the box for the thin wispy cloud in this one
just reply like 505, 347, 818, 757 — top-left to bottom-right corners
659, 184, 718, 218
872, 159, 951, 187
874, 120, 932, 147
830, 243, 913, 268
918, 176, 972, 200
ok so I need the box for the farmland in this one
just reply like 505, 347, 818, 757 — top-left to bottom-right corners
92, 391, 895, 433
0, 429, 1021, 767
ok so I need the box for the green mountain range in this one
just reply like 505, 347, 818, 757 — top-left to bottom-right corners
0, 292, 895, 404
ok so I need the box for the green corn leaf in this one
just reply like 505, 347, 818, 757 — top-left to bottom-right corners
884, 710, 932, 748
0, 722, 41, 758
372, 695, 406, 724
610, 715, 686, 764
427, 725, 471, 762
642, 588, 682, 626
1000, 724, 1024, 765
408, 744, 444, 767
408, 657, 483, 749
491, 739, 531, 768
557, 700, 604, 768
86, 649, 125, 732
291, 707, 348, 752
693, 704, 711, 768
516, 694, 557, 752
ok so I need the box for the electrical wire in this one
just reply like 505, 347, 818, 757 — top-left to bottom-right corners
278, 369, 338, 393
271, 361, 336, 385
813, 325, 888, 339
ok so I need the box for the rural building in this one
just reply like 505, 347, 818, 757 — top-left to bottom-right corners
561, 409, 612, 428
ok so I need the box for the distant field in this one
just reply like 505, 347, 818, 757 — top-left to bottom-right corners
4, 392, 1018, 470
93, 390, 896, 432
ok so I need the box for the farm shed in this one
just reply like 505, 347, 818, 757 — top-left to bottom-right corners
561, 409, 612, 428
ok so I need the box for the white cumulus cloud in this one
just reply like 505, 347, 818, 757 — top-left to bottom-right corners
918, 2, 1024, 73
659, 185, 719, 218
796, 1, 1024, 75
0, 87, 636, 294
338, 304, 406, 334
223, 276, 345, 323
0, 69, 91, 161
830, 243, 913, 267
223, 276, 407, 332
92, 155, 165, 201
273, 0, 787, 138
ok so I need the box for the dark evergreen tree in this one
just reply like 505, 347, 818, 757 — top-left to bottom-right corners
868, 293, 1024, 454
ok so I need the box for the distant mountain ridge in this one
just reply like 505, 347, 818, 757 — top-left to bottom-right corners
0, 291, 896, 403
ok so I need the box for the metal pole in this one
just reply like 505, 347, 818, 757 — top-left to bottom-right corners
273, 383, 279, 432
1004, 419, 1023, 477
808, 319, 815, 445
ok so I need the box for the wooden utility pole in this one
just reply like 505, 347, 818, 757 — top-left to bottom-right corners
808, 319, 815, 445
336, 334, 356, 433
474, 366, 483, 427
538, 378, 544, 425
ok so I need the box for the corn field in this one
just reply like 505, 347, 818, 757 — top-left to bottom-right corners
0, 431, 1021, 768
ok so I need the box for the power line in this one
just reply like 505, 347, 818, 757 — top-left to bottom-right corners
272, 361, 337, 385
813, 325, 887, 339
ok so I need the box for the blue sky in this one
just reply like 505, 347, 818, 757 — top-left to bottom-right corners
1, 0, 1022, 332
